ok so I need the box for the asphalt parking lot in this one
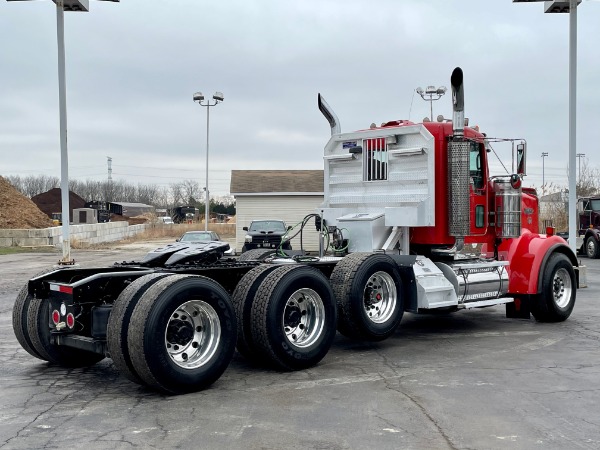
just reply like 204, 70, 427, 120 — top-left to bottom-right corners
1, 244, 599, 450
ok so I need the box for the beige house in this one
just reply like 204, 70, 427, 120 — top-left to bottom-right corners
230, 170, 324, 253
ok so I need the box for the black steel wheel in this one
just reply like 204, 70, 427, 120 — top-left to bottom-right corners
585, 236, 600, 259
238, 248, 276, 261
231, 264, 278, 361
330, 253, 404, 341
12, 269, 57, 360
107, 273, 172, 384
532, 253, 576, 322
250, 265, 337, 371
26, 297, 105, 367
128, 275, 237, 394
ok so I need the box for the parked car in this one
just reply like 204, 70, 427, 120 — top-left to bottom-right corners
242, 219, 292, 253
177, 231, 221, 242
176, 231, 235, 256
158, 216, 174, 225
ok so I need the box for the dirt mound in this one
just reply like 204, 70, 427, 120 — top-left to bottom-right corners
32, 188, 86, 222
0, 176, 54, 229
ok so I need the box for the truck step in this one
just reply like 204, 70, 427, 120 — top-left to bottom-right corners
459, 297, 514, 309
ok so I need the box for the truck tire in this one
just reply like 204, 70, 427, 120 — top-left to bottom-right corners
531, 253, 576, 322
238, 248, 275, 261
585, 236, 600, 259
107, 273, 172, 384
330, 253, 404, 341
250, 265, 337, 371
127, 275, 236, 394
12, 271, 54, 360
231, 264, 278, 361
26, 297, 105, 367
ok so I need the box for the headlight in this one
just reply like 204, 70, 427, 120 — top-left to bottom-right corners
245, 235, 253, 243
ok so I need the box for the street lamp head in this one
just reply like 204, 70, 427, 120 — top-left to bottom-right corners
193, 92, 205, 102
416, 87, 424, 95
213, 91, 224, 102
437, 86, 447, 95
545, 0, 582, 13
7, 0, 120, 11
425, 85, 437, 94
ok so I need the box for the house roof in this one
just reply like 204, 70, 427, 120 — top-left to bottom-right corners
230, 170, 324, 195
111, 202, 154, 209
540, 191, 568, 202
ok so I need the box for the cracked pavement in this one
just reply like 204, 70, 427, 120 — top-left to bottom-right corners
1, 244, 599, 449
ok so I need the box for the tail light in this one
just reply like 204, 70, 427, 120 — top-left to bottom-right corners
52, 310, 60, 325
546, 226, 555, 236
66, 313, 75, 329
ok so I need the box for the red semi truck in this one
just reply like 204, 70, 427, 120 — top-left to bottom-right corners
13, 68, 577, 394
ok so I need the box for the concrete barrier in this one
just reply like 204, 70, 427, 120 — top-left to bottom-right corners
0, 222, 149, 248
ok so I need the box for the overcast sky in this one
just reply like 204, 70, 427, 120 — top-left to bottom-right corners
1, 0, 599, 196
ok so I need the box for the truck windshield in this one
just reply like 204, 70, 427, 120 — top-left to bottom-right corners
589, 200, 600, 211
249, 221, 286, 232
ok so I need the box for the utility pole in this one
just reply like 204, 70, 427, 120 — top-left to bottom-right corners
107, 156, 112, 183
541, 152, 548, 190
576, 152, 585, 182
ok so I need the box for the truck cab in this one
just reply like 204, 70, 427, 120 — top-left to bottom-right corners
576, 196, 600, 258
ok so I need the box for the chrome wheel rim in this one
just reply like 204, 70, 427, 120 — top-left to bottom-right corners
164, 300, 221, 369
363, 271, 397, 324
552, 268, 573, 309
587, 239, 596, 257
282, 288, 325, 348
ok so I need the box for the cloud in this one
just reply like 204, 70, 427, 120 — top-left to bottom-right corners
1, 0, 599, 195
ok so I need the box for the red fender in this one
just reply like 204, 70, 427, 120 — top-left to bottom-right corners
492, 231, 578, 294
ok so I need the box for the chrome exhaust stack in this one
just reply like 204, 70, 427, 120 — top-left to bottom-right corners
450, 67, 465, 138
318, 93, 341, 136
448, 67, 470, 238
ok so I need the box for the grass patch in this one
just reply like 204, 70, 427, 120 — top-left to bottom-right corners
0, 246, 57, 255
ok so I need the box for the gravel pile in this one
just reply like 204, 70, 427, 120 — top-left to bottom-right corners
0, 177, 54, 229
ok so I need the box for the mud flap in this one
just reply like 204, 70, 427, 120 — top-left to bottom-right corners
506, 296, 531, 319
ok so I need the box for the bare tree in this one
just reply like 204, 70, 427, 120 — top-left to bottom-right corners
170, 182, 184, 206
576, 157, 600, 198
5, 174, 229, 210
181, 179, 201, 204
539, 182, 568, 232
136, 183, 159, 205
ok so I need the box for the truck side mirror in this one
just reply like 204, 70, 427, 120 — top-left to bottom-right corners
243, 226, 248, 231
516, 142, 526, 176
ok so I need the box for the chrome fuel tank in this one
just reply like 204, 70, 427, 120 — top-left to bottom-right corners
436, 260, 509, 303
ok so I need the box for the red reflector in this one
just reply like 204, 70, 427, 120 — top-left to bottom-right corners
66, 313, 75, 329
546, 226, 555, 236
52, 310, 60, 325
49, 284, 73, 295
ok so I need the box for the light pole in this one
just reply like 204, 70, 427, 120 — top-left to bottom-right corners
541, 151, 548, 188
7, 0, 119, 264
193, 91, 224, 231
576, 152, 585, 182
512, 0, 583, 252
416, 85, 447, 121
